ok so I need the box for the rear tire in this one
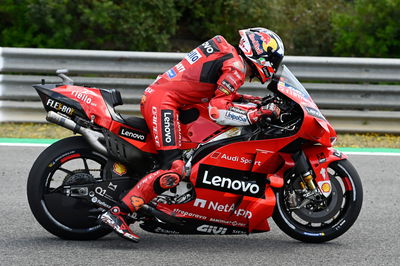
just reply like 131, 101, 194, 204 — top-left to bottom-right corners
272, 159, 363, 243
27, 136, 112, 240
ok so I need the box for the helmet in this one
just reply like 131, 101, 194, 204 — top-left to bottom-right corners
238, 27, 284, 83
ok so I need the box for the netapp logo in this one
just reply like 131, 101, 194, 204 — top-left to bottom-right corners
196, 164, 265, 197
161, 109, 175, 146
119, 127, 146, 142
193, 198, 252, 218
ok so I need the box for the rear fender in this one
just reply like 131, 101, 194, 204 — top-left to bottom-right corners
303, 146, 347, 197
34, 85, 88, 120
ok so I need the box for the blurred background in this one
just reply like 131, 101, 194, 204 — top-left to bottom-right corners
1, 0, 399, 57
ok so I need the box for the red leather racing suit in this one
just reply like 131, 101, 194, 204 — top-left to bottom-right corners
141, 35, 259, 150
121, 35, 261, 212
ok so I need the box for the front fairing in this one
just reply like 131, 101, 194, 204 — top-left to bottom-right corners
276, 66, 336, 146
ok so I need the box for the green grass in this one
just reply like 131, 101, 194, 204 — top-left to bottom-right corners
1, 122, 400, 148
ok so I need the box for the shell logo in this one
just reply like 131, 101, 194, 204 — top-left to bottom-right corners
113, 162, 127, 176
321, 182, 331, 193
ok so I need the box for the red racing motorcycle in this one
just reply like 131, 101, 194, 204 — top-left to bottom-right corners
27, 66, 363, 243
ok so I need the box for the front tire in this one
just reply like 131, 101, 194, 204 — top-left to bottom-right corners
273, 159, 363, 243
27, 136, 111, 240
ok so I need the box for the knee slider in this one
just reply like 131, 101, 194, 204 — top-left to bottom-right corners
159, 172, 181, 189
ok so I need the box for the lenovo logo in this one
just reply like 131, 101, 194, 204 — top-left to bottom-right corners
202, 170, 260, 194
119, 127, 146, 142
196, 164, 265, 198
161, 109, 175, 146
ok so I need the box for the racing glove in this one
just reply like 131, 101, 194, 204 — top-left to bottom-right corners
247, 103, 281, 124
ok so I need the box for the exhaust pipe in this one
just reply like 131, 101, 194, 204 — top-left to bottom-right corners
46, 111, 108, 155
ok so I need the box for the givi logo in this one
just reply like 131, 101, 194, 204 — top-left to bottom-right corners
197, 225, 227, 235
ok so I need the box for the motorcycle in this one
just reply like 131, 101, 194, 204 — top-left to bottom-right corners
27, 66, 363, 243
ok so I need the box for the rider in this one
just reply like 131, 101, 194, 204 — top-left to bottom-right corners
100, 27, 285, 242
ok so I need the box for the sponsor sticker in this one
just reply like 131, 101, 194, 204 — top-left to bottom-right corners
218, 86, 231, 95
211, 152, 259, 166
167, 69, 177, 79
195, 164, 265, 197
197, 224, 227, 235
108, 182, 118, 191
185, 49, 202, 65
193, 198, 252, 219
224, 111, 248, 123
221, 80, 235, 92
321, 182, 331, 193
173, 208, 207, 220
161, 109, 175, 146
46, 98, 75, 116
152, 106, 160, 147
305, 106, 325, 120
176, 63, 185, 73
71, 89, 96, 106
113, 162, 127, 176
119, 126, 146, 142
199, 39, 220, 57
229, 107, 247, 115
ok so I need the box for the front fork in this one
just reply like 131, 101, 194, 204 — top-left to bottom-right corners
284, 147, 348, 210
294, 147, 347, 196
293, 151, 317, 191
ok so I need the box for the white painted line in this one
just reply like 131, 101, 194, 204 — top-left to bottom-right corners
344, 151, 400, 156
1, 142, 400, 157
0, 143, 50, 147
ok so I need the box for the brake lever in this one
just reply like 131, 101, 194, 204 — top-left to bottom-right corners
258, 95, 273, 108
258, 115, 272, 128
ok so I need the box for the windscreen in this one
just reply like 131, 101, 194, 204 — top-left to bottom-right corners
279, 65, 312, 101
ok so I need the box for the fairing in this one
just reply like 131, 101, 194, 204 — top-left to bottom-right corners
35, 66, 345, 235
277, 66, 336, 146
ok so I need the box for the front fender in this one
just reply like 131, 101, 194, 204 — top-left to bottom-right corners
303, 146, 347, 197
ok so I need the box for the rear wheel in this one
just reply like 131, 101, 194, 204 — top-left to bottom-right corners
272, 159, 363, 243
27, 136, 111, 240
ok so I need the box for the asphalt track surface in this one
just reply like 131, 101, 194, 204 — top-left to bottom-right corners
1, 145, 399, 265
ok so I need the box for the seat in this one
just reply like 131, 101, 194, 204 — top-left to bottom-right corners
120, 114, 149, 133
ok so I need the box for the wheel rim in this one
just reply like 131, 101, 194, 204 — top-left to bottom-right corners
280, 163, 354, 231
41, 150, 107, 232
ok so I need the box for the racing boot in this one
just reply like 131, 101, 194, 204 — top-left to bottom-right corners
121, 159, 185, 211
101, 159, 184, 242
99, 206, 140, 243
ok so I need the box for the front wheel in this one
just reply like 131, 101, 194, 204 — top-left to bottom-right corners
272, 159, 363, 243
